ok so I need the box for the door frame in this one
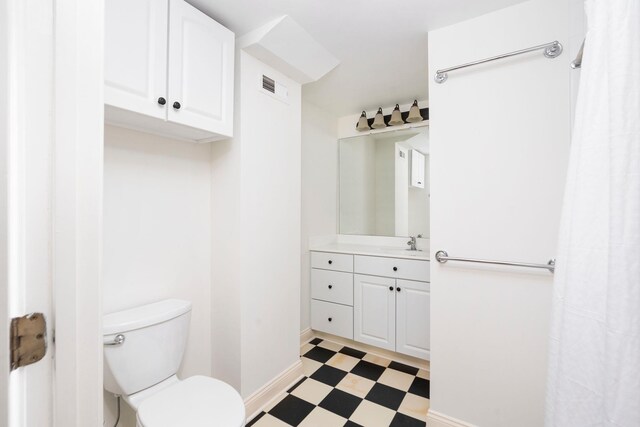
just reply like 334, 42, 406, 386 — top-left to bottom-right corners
1, 0, 104, 425
53, 0, 104, 425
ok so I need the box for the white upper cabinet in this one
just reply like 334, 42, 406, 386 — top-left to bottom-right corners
411, 150, 426, 188
105, 0, 168, 119
104, 0, 234, 142
167, 0, 234, 135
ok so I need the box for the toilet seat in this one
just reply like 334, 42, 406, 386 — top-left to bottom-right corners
137, 376, 245, 427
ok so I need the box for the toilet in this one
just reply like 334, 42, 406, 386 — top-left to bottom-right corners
103, 299, 245, 427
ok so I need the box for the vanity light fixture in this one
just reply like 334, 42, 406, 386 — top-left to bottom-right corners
356, 111, 371, 131
371, 107, 386, 129
388, 104, 404, 126
406, 100, 423, 123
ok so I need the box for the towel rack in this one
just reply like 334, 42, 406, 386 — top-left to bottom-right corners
434, 40, 563, 84
435, 250, 556, 273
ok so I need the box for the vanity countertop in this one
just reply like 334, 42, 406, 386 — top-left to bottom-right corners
310, 242, 430, 261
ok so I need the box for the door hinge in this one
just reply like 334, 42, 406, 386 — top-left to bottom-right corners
10, 313, 47, 371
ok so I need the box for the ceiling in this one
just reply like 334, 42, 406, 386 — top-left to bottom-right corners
189, 0, 527, 115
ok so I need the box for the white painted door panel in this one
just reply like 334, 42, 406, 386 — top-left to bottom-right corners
168, 0, 234, 135
311, 269, 353, 306
354, 274, 395, 351
104, 0, 168, 119
2, 2, 56, 425
311, 300, 353, 340
396, 279, 430, 359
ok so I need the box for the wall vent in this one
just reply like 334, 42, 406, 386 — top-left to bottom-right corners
262, 75, 275, 93
261, 75, 289, 102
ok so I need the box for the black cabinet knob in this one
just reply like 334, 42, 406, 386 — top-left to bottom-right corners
393, 267, 398, 272
173, 101, 181, 109
389, 286, 394, 291
396, 287, 401, 292
328, 317, 332, 322
328, 284, 333, 289
157, 97, 166, 105
328, 260, 333, 265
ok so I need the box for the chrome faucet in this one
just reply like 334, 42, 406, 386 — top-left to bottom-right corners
407, 234, 423, 251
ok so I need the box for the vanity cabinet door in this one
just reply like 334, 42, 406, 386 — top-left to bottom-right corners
105, 0, 168, 119
354, 274, 396, 351
395, 279, 430, 359
167, 0, 234, 136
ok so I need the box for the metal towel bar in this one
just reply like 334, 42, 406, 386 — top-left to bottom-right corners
434, 40, 563, 84
435, 250, 555, 274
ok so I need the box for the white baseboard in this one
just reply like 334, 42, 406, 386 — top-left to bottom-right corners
243, 360, 304, 422
427, 410, 476, 427
300, 327, 314, 346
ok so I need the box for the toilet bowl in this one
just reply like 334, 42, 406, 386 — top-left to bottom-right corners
103, 299, 245, 427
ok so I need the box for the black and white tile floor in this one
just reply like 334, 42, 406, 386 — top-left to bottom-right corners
247, 338, 429, 427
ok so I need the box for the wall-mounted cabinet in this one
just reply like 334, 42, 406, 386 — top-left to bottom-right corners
105, 0, 234, 142
411, 150, 426, 188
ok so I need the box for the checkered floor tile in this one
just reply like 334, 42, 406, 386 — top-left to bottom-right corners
247, 338, 430, 427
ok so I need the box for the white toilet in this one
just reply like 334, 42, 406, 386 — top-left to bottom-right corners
103, 299, 245, 427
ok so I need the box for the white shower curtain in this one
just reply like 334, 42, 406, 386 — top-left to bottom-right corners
546, 1, 640, 426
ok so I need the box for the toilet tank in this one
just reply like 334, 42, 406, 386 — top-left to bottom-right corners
103, 299, 192, 396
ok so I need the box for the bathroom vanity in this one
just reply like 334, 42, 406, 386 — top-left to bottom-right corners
310, 243, 430, 360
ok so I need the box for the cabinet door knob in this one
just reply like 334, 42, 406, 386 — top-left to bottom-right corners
328, 317, 332, 322
328, 284, 333, 289
328, 260, 333, 265
396, 287, 401, 292
389, 286, 394, 291
157, 97, 166, 105
173, 101, 181, 110
393, 267, 398, 272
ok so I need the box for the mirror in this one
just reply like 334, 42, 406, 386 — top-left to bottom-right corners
339, 128, 429, 237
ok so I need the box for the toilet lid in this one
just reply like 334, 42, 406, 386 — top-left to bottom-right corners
137, 376, 245, 427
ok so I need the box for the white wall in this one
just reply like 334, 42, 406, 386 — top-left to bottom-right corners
301, 101, 338, 332
103, 125, 213, 426
211, 50, 302, 398
428, 1, 571, 426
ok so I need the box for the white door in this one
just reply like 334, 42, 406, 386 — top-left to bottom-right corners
1, 2, 56, 424
167, 0, 234, 135
395, 279, 430, 359
354, 274, 396, 351
104, 0, 168, 119
2, 0, 104, 425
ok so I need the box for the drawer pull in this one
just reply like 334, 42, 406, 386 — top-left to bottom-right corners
328, 317, 332, 322
328, 260, 333, 265
393, 267, 398, 272
328, 284, 333, 289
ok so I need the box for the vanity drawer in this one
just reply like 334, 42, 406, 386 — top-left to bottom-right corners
354, 255, 430, 282
311, 299, 353, 340
311, 251, 353, 273
311, 269, 353, 306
